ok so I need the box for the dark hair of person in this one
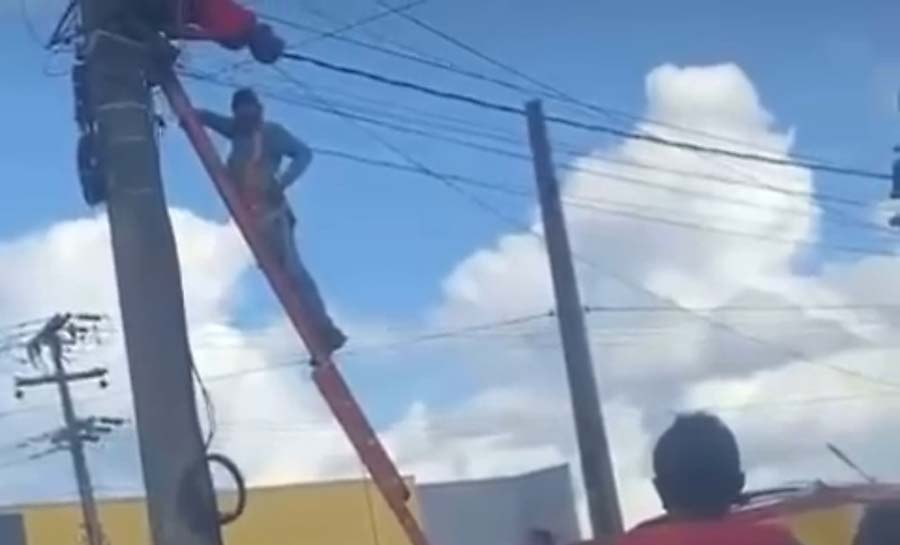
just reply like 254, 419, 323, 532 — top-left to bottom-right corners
231, 88, 260, 111
652, 412, 745, 518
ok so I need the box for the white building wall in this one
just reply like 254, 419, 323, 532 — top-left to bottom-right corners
418, 465, 581, 545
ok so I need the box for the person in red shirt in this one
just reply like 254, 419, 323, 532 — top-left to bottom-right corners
615, 413, 800, 545
175, 0, 284, 63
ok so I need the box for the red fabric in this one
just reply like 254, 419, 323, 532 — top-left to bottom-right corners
187, 0, 256, 41
615, 518, 797, 545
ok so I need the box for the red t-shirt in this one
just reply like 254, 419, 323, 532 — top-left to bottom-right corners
615, 517, 797, 545
188, 0, 256, 41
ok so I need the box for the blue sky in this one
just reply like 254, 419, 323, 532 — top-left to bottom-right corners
2, 0, 900, 515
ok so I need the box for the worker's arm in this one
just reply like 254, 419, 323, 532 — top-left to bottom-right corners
195, 109, 235, 139
275, 125, 313, 190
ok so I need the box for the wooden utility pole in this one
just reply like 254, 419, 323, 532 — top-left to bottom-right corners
15, 314, 107, 545
75, 3, 223, 544
525, 100, 623, 539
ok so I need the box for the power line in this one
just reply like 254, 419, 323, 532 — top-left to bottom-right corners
292, 142, 896, 257
365, 8, 895, 242
280, 0, 458, 70
272, 64, 529, 228
191, 361, 217, 449
187, 63, 898, 391
573, 257, 900, 391
585, 303, 900, 314
267, 79, 890, 240
291, 0, 429, 49
266, 68, 894, 256
187, 315, 900, 359
294, 98, 892, 237
186, 66, 892, 247
212, 0, 429, 79
374, 1, 850, 167
279, 51, 890, 181
183, 67, 887, 228
212, 389, 900, 438
259, 73, 898, 390
1, 301, 898, 425
560, 195, 895, 257
183, 71, 894, 245
260, 11, 556, 99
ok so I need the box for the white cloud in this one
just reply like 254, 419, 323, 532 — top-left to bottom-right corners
420, 63, 900, 529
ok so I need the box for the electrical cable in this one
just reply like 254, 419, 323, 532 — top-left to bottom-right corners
213, 0, 429, 78
19, 0, 46, 47
360, 459, 383, 545
262, 2, 854, 170
182, 67, 888, 226
191, 361, 217, 449
272, 64, 529, 229
263, 63, 900, 389
375, 1, 854, 168
208, 126, 895, 258
279, 51, 890, 181
206, 452, 247, 525
260, 11, 554, 99
176, 451, 247, 528
293, 0, 429, 49
283, 0, 455, 70
185, 73, 894, 245
364, 8, 897, 243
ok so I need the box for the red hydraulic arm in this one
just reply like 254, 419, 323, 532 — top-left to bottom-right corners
161, 72, 430, 545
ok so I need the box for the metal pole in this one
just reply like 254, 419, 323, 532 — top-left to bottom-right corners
525, 100, 623, 539
48, 320, 104, 545
77, 3, 223, 543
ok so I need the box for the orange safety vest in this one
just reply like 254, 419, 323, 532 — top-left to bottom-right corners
242, 130, 268, 214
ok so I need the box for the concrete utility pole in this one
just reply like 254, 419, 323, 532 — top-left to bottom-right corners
525, 100, 623, 539
74, 2, 223, 544
15, 314, 107, 545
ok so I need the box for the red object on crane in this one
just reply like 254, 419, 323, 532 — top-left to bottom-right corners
160, 72, 428, 545
182, 0, 257, 42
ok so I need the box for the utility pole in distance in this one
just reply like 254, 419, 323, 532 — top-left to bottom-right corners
14, 314, 109, 545
73, 1, 224, 543
525, 100, 623, 539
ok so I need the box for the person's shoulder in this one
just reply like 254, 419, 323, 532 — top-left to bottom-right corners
264, 122, 300, 143
263, 121, 289, 136
718, 518, 798, 544
615, 517, 795, 545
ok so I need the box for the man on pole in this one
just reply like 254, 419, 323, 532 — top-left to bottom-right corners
197, 88, 347, 356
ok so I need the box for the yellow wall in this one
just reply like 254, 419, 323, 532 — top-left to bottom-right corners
24, 497, 151, 545
783, 503, 864, 545
20, 478, 420, 545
